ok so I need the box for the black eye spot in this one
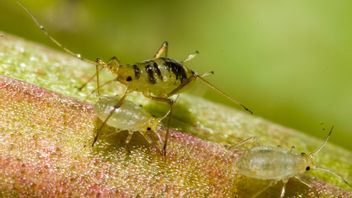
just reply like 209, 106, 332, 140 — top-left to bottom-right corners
126, 76, 132, 81
306, 166, 310, 171
147, 127, 151, 131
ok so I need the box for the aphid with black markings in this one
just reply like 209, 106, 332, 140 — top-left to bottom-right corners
95, 95, 171, 151
235, 127, 352, 198
18, 1, 253, 156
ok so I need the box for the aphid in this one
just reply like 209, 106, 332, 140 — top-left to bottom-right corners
95, 95, 170, 151
236, 126, 351, 198
18, 1, 252, 155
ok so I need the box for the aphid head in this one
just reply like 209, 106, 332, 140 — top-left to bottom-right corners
97, 56, 122, 75
116, 64, 138, 85
301, 152, 315, 172
301, 126, 352, 188
145, 118, 159, 132
301, 126, 334, 172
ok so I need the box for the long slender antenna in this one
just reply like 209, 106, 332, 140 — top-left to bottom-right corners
314, 167, 352, 188
17, 1, 96, 65
196, 74, 253, 114
229, 136, 256, 150
310, 126, 333, 156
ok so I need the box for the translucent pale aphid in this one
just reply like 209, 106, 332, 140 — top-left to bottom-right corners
94, 96, 166, 148
236, 127, 351, 198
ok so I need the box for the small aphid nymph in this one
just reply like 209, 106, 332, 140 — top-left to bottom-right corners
236, 127, 351, 198
94, 95, 170, 151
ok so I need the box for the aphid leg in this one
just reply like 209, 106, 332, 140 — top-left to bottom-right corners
146, 96, 174, 156
95, 57, 120, 95
142, 132, 163, 154
77, 68, 103, 91
92, 89, 129, 146
294, 176, 312, 188
154, 41, 168, 58
125, 131, 134, 145
279, 180, 288, 198
195, 73, 253, 114
95, 60, 101, 95
84, 78, 117, 99
181, 50, 199, 63
77, 59, 106, 93
252, 181, 277, 198
289, 146, 296, 153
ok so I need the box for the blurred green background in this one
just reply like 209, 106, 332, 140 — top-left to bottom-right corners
1, 0, 351, 151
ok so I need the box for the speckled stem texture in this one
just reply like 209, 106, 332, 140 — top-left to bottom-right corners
0, 31, 351, 197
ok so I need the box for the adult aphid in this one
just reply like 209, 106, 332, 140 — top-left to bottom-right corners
17, 1, 252, 155
236, 127, 351, 198
95, 95, 171, 152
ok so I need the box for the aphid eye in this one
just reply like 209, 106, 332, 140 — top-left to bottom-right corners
126, 76, 132, 82
147, 127, 151, 131
306, 166, 310, 171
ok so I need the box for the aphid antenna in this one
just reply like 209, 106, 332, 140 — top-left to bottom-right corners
313, 167, 352, 188
17, 1, 96, 65
309, 126, 333, 157
195, 74, 253, 114
16, 1, 105, 92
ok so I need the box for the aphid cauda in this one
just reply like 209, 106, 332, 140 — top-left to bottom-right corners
17, 1, 252, 155
95, 95, 171, 152
235, 126, 351, 198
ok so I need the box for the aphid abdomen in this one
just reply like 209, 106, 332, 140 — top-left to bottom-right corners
95, 96, 154, 132
117, 58, 195, 97
236, 147, 306, 180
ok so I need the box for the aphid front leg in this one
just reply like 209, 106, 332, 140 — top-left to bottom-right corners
92, 89, 129, 146
294, 176, 312, 188
85, 78, 117, 99
154, 41, 168, 58
146, 96, 174, 156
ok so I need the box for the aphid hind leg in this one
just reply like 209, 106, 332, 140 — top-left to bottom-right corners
92, 89, 129, 146
154, 41, 168, 58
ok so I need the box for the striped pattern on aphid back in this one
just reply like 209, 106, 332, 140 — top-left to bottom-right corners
117, 57, 194, 97
140, 57, 189, 84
